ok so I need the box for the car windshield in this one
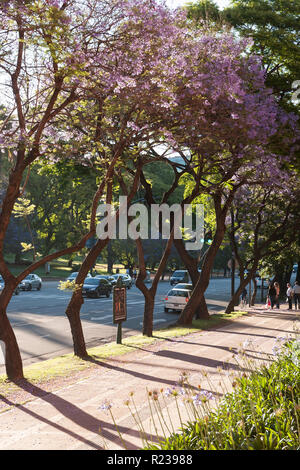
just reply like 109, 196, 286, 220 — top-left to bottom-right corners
69, 273, 78, 277
172, 271, 186, 277
176, 284, 192, 290
168, 289, 189, 297
84, 279, 99, 285
25, 275, 32, 280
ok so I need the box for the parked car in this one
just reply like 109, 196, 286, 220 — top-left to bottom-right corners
20, 274, 42, 291
170, 270, 190, 286
95, 274, 113, 284
0, 275, 21, 295
175, 283, 193, 291
164, 287, 191, 312
111, 274, 133, 289
82, 277, 112, 298
106, 275, 117, 286
66, 272, 92, 282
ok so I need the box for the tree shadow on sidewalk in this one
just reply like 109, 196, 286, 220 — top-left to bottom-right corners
0, 380, 151, 450
82, 355, 200, 391
153, 350, 250, 373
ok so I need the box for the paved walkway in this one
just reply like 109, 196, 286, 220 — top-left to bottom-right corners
0, 306, 299, 450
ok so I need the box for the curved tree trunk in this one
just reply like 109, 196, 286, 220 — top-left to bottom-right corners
136, 232, 174, 338
225, 280, 247, 313
225, 264, 258, 313
142, 291, 155, 337
174, 238, 209, 319
65, 291, 87, 358
251, 277, 257, 306
176, 190, 235, 326
0, 285, 24, 381
176, 228, 225, 325
65, 238, 109, 357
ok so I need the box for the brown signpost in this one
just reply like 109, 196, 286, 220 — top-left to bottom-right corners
113, 285, 127, 343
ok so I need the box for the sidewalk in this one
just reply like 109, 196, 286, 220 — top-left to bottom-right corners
0, 306, 298, 450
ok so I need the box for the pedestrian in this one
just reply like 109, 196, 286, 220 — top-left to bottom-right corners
274, 282, 280, 309
286, 283, 293, 310
241, 287, 247, 306
268, 282, 277, 309
293, 280, 300, 310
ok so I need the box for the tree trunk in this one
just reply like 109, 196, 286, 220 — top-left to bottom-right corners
176, 226, 225, 326
135, 231, 174, 337
0, 301, 24, 381
107, 241, 113, 273
142, 291, 155, 337
65, 292, 87, 358
173, 238, 209, 319
65, 238, 109, 356
225, 264, 258, 313
251, 277, 257, 306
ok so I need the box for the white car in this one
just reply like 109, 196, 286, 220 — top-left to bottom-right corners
164, 287, 191, 312
20, 274, 42, 291
111, 274, 132, 289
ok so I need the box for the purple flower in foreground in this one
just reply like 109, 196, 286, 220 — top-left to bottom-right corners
99, 400, 112, 411
192, 390, 215, 405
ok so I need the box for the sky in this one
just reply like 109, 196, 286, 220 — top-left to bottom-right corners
166, 0, 231, 9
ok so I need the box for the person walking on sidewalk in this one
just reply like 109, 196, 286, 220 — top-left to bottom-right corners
274, 282, 280, 309
268, 282, 277, 309
286, 283, 293, 310
293, 280, 300, 310
241, 287, 247, 306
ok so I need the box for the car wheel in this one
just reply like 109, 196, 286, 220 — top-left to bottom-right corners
106, 291, 110, 298
15, 289, 19, 295
37, 283, 41, 290
96, 289, 101, 298
27, 284, 32, 291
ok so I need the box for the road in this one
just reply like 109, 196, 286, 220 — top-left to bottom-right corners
1, 277, 269, 370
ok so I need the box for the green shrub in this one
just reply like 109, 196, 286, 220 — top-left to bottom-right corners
146, 339, 300, 450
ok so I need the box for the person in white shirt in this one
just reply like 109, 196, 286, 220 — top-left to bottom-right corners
293, 281, 300, 310
286, 283, 293, 310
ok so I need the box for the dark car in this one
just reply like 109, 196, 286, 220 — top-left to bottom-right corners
170, 270, 190, 286
95, 274, 113, 283
82, 277, 112, 298
0, 275, 20, 295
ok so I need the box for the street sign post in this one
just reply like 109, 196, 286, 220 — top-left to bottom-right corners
113, 282, 127, 344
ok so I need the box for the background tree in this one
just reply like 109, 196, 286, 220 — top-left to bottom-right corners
225, 178, 300, 313
0, 0, 137, 380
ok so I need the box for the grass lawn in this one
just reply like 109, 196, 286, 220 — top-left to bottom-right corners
5, 255, 126, 280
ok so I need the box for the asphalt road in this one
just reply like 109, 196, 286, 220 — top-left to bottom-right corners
1, 277, 270, 370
